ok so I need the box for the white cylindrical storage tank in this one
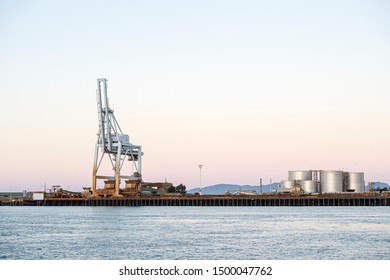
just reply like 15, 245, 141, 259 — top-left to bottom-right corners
320, 170, 343, 193
288, 171, 312, 181
281, 180, 295, 189
347, 172, 365, 193
301, 180, 318, 193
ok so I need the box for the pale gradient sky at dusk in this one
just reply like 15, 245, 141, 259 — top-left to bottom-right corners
1, 0, 389, 191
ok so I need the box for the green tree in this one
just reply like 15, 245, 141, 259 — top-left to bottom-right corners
175, 184, 186, 194
167, 185, 176, 193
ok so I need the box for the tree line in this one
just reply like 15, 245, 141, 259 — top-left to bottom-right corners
167, 184, 186, 194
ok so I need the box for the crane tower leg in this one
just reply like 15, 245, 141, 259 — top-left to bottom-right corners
92, 142, 99, 196
115, 142, 121, 196
138, 146, 142, 192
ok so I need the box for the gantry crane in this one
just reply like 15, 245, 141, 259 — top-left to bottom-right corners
92, 78, 143, 197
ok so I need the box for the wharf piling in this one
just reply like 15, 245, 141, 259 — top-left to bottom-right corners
4, 194, 389, 206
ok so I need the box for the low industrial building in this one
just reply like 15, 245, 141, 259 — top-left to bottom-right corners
0, 191, 28, 198
141, 182, 174, 195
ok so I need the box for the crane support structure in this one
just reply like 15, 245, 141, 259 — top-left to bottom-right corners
92, 78, 143, 197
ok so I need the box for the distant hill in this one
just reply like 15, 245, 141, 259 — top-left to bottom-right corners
187, 183, 280, 195
187, 181, 389, 194
372, 182, 390, 190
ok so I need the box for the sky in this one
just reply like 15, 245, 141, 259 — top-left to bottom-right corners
0, 0, 389, 191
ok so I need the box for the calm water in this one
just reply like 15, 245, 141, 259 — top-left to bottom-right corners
0, 206, 389, 260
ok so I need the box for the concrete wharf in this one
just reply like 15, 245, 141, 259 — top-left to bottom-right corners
2, 194, 389, 206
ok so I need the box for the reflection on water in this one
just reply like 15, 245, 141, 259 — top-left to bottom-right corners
0, 206, 389, 260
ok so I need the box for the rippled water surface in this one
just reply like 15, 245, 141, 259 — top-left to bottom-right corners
0, 207, 389, 260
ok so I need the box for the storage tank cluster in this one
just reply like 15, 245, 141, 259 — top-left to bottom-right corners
280, 170, 365, 194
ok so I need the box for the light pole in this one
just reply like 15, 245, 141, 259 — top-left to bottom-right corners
198, 165, 203, 195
